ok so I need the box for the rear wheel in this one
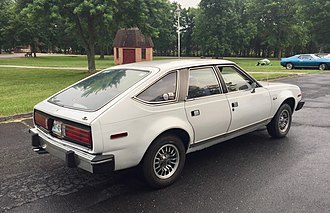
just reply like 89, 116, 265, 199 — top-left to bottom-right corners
286, 63, 294, 70
267, 103, 292, 138
142, 134, 186, 188
319, 63, 327, 70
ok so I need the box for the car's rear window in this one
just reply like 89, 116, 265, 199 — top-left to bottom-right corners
49, 69, 149, 111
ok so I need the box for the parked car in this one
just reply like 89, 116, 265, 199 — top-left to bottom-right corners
280, 54, 330, 70
30, 59, 304, 188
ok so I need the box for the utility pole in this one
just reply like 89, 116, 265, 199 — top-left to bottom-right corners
176, 5, 181, 59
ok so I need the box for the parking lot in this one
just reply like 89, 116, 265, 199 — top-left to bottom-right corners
1, 73, 329, 212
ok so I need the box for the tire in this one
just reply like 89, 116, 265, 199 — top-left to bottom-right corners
267, 103, 292, 138
142, 134, 186, 188
286, 63, 294, 70
319, 63, 327, 70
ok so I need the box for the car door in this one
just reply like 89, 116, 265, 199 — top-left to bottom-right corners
310, 55, 321, 67
184, 66, 231, 143
296, 55, 306, 67
301, 55, 315, 68
217, 66, 272, 132
297, 55, 317, 68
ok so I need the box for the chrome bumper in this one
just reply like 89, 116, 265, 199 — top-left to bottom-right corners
30, 128, 114, 173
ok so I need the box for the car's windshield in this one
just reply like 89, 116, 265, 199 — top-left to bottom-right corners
49, 69, 149, 111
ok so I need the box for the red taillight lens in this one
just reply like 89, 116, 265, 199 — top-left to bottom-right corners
63, 124, 92, 147
34, 111, 48, 129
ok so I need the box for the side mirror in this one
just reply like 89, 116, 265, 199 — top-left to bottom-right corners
251, 82, 257, 93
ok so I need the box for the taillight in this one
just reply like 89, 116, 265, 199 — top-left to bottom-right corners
63, 124, 92, 147
34, 111, 49, 129
34, 110, 92, 148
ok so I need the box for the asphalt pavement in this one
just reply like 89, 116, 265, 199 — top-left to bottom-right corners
0, 73, 329, 212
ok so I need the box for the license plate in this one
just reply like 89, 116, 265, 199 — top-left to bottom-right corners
52, 120, 63, 136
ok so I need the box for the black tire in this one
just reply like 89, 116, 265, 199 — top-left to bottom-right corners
142, 134, 186, 188
286, 63, 294, 70
319, 63, 327, 70
267, 103, 292, 138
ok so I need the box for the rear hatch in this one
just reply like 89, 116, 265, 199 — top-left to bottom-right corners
33, 68, 152, 151
48, 68, 150, 112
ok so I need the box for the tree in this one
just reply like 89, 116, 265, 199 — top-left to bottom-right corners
181, 8, 198, 56
151, 2, 177, 56
299, 0, 330, 52
13, 0, 60, 57
193, 0, 249, 57
112, 0, 177, 56
53, 0, 117, 72
0, 0, 15, 53
44, 0, 170, 72
248, 0, 308, 58
2, 0, 327, 60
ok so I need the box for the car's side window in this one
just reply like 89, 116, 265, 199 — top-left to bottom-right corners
218, 66, 252, 92
137, 72, 177, 102
300, 55, 310, 60
187, 67, 221, 99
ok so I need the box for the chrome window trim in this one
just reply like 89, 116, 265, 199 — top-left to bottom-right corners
216, 64, 261, 93
133, 70, 180, 105
184, 92, 228, 102
185, 66, 223, 101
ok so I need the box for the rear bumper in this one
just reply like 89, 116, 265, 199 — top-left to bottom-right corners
295, 100, 305, 111
30, 128, 114, 173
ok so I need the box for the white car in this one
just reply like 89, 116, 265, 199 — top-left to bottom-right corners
30, 59, 304, 188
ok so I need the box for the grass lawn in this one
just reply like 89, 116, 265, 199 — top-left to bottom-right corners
0, 67, 89, 116
0, 55, 326, 117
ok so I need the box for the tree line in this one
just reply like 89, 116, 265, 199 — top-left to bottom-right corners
0, 0, 329, 72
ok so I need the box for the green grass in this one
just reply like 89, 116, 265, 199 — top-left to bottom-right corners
0, 55, 327, 117
0, 55, 115, 69
0, 67, 89, 116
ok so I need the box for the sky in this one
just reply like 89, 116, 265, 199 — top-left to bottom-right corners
170, 0, 200, 8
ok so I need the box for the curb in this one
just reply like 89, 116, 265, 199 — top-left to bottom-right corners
0, 112, 32, 122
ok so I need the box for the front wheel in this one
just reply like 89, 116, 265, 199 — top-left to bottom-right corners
286, 63, 294, 70
142, 134, 186, 188
267, 103, 292, 138
319, 63, 327, 70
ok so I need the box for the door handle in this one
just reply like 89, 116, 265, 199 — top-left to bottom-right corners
231, 102, 238, 111
191, 110, 200, 117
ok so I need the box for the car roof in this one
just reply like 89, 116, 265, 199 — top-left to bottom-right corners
109, 59, 236, 72
298, 54, 317, 57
